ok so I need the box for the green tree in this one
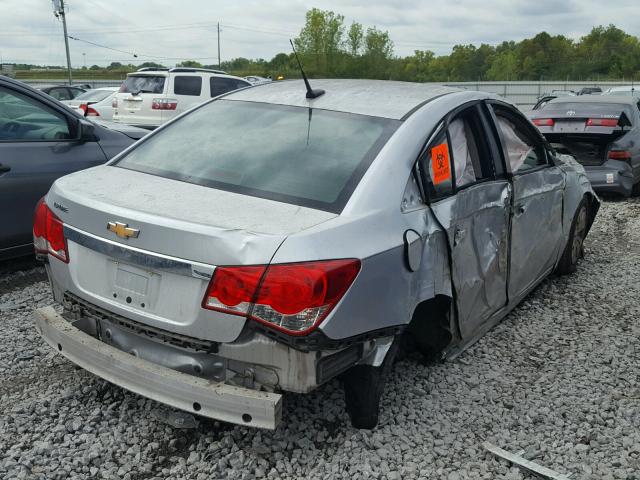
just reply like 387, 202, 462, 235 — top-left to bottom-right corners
294, 8, 345, 76
362, 27, 394, 79
347, 22, 364, 56
178, 60, 203, 68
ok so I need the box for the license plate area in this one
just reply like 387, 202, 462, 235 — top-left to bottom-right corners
111, 262, 161, 311
554, 120, 585, 133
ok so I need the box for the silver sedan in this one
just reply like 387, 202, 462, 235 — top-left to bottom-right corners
34, 79, 599, 429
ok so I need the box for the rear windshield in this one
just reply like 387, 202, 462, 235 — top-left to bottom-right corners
73, 89, 114, 102
115, 100, 398, 212
121, 75, 165, 94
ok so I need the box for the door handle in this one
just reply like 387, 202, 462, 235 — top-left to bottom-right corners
515, 204, 526, 215
0, 164, 11, 174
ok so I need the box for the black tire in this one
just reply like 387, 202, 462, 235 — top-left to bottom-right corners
342, 338, 399, 429
556, 198, 589, 275
632, 181, 640, 197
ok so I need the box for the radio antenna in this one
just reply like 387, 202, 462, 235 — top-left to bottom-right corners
289, 39, 325, 99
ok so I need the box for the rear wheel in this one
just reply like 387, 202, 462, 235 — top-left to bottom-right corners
342, 338, 399, 429
556, 198, 589, 275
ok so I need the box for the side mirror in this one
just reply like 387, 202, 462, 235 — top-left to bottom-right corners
77, 118, 97, 142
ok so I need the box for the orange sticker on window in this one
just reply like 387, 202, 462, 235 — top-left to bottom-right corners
431, 143, 451, 185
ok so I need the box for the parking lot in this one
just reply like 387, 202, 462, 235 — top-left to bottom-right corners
0, 196, 637, 479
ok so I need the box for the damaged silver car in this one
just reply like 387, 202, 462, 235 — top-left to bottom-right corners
34, 79, 599, 430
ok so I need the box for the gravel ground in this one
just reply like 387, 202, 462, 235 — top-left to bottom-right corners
1, 198, 638, 480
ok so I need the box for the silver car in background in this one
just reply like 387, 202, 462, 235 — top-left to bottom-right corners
531, 96, 640, 196
34, 80, 599, 430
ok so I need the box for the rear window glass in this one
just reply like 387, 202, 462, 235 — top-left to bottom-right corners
174, 76, 202, 96
115, 100, 398, 212
210, 77, 249, 97
73, 90, 114, 102
121, 75, 165, 94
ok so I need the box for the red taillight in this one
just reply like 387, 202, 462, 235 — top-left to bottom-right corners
86, 106, 100, 116
608, 150, 632, 161
533, 118, 555, 127
79, 103, 88, 115
152, 98, 178, 110
587, 118, 619, 127
33, 199, 69, 263
202, 259, 361, 336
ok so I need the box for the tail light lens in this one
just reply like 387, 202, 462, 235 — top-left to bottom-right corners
152, 98, 178, 110
533, 118, 554, 127
33, 199, 69, 263
86, 106, 100, 116
608, 150, 632, 161
112, 97, 118, 109
587, 118, 619, 127
79, 103, 88, 115
203, 259, 361, 336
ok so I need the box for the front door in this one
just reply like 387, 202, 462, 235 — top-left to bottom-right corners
0, 85, 106, 256
489, 103, 565, 300
420, 103, 511, 339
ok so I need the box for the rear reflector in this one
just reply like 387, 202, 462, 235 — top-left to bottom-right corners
202, 259, 361, 336
152, 98, 178, 110
587, 118, 619, 127
533, 118, 554, 127
33, 199, 69, 263
608, 150, 632, 161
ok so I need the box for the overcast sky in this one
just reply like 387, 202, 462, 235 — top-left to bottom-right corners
2, 0, 639, 67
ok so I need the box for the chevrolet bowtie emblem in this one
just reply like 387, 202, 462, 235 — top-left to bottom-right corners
107, 221, 139, 239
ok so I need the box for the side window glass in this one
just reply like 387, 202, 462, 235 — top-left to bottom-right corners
0, 87, 71, 141
495, 112, 546, 173
49, 88, 71, 101
174, 76, 202, 96
420, 130, 454, 200
210, 77, 229, 97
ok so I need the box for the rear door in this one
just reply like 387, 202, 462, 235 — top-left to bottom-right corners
419, 103, 511, 339
488, 102, 565, 300
113, 74, 166, 127
0, 84, 106, 257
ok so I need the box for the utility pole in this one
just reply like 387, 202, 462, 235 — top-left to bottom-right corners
52, 0, 73, 84
217, 22, 221, 69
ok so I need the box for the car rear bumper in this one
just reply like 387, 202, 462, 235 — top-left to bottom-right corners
34, 305, 283, 429
584, 162, 634, 197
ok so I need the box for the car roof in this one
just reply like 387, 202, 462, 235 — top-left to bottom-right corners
224, 79, 461, 120
547, 95, 638, 106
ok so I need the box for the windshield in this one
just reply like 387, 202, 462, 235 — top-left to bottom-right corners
73, 89, 114, 102
121, 75, 165, 94
115, 100, 398, 212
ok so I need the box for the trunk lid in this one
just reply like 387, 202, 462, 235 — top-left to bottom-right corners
47, 165, 337, 342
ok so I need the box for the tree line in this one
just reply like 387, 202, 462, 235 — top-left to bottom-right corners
10, 8, 640, 82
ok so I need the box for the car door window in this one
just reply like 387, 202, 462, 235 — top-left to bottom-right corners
68, 88, 85, 98
173, 76, 202, 96
48, 87, 72, 101
210, 77, 247, 97
493, 108, 547, 173
419, 106, 496, 201
0, 87, 71, 141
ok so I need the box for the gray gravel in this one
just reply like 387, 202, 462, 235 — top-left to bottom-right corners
1, 198, 639, 480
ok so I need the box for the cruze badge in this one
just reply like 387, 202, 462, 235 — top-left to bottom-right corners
107, 221, 139, 239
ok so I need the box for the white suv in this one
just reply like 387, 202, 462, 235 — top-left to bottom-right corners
112, 68, 252, 129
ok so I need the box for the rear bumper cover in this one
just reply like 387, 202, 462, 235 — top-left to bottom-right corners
34, 306, 282, 429
584, 162, 634, 196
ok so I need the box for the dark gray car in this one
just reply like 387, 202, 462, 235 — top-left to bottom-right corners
0, 77, 147, 260
531, 96, 640, 196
